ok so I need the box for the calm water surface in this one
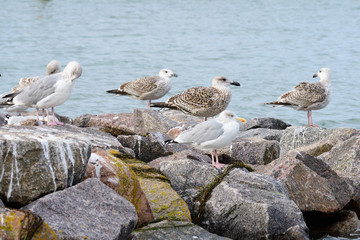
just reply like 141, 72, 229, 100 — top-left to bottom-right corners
1, 1, 360, 238
0, 0, 359, 129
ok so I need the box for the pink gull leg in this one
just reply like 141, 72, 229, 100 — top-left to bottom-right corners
213, 150, 225, 169
307, 111, 319, 127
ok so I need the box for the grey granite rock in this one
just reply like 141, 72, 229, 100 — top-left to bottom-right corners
239, 117, 290, 131
159, 159, 309, 239
0, 125, 92, 206
130, 220, 231, 240
23, 178, 137, 240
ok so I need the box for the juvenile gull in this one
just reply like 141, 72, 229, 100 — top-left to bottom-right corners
12, 60, 61, 93
1, 60, 61, 114
106, 69, 178, 109
265, 68, 331, 127
152, 76, 240, 120
167, 110, 246, 168
3, 61, 82, 126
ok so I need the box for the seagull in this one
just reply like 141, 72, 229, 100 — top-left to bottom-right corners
106, 69, 178, 110
167, 110, 246, 169
265, 68, 331, 127
12, 60, 61, 93
1, 60, 61, 114
151, 76, 240, 120
2, 61, 82, 126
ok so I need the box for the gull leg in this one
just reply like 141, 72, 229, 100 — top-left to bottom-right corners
307, 111, 319, 127
213, 150, 225, 169
211, 152, 215, 166
36, 108, 40, 121
42, 109, 46, 122
147, 100, 152, 110
47, 107, 64, 126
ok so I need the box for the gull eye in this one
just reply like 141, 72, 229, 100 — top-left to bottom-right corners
164, 70, 168, 73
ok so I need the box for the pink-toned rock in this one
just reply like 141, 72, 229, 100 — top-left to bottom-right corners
0, 207, 42, 240
83, 148, 154, 226
74, 113, 135, 135
258, 152, 351, 213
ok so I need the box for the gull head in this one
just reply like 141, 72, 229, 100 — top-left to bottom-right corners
218, 110, 246, 123
212, 76, 240, 88
313, 68, 331, 81
63, 61, 82, 81
159, 69, 178, 78
46, 60, 61, 75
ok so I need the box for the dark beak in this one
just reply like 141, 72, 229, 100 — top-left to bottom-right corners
172, 73, 178, 77
313, 73, 318, 78
231, 81, 240, 86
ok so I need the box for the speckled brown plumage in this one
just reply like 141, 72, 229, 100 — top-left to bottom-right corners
152, 76, 240, 119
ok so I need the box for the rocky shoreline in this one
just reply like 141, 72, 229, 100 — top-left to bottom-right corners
0, 109, 359, 239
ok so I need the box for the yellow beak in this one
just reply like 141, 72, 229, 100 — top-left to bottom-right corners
236, 117, 246, 123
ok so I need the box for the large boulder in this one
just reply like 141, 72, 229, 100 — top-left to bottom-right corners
159, 158, 309, 239
109, 151, 192, 222
73, 113, 136, 135
117, 132, 187, 163
0, 208, 42, 240
258, 152, 352, 213
130, 220, 231, 240
219, 137, 280, 165
236, 128, 284, 142
84, 148, 154, 226
239, 117, 290, 131
0, 125, 92, 206
280, 126, 334, 152
23, 178, 137, 240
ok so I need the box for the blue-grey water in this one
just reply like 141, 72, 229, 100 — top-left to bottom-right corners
0, 0, 359, 130
0, 0, 360, 238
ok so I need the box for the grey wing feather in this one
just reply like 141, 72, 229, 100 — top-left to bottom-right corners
176, 120, 224, 144
14, 74, 59, 105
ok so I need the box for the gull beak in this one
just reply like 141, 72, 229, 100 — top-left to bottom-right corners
236, 117, 246, 123
231, 81, 241, 86
172, 73, 178, 77
313, 73, 318, 78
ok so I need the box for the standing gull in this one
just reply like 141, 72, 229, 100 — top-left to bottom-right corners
151, 76, 240, 120
106, 69, 178, 109
167, 110, 246, 169
265, 68, 331, 127
1, 60, 61, 114
3, 61, 82, 126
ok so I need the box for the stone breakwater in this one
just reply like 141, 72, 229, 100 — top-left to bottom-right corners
0, 109, 359, 239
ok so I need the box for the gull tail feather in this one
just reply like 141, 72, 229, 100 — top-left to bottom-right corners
106, 89, 129, 95
151, 102, 178, 110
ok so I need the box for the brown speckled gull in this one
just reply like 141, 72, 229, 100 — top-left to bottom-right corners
152, 76, 240, 120
106, 69, 178, 110
265, 68, 331, 127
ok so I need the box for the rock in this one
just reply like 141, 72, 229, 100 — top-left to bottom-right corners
236, 128, 284, 142
159, 159, 309, 239
0, 208, 43, 240
148, 149, 212, 170
23, 178, 137, 240
288, 128, 360, 157
0, 113, 9, 126
130, 220, 231, 240
117, 132, 187, 163
84, 148, 154, 226
321, 135, 360, 179
0, 125, 92, 206
74, 113, 136, 135
109, 151, 192, 222
133, 109, 179, 135
239, 117, 290, 131
258, 151, 352, 213
305, 210, 360, 238
32, 222, 59, 240
280, 126, 334, 152
219, 138, 280, 165
73, 113, 94, 127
